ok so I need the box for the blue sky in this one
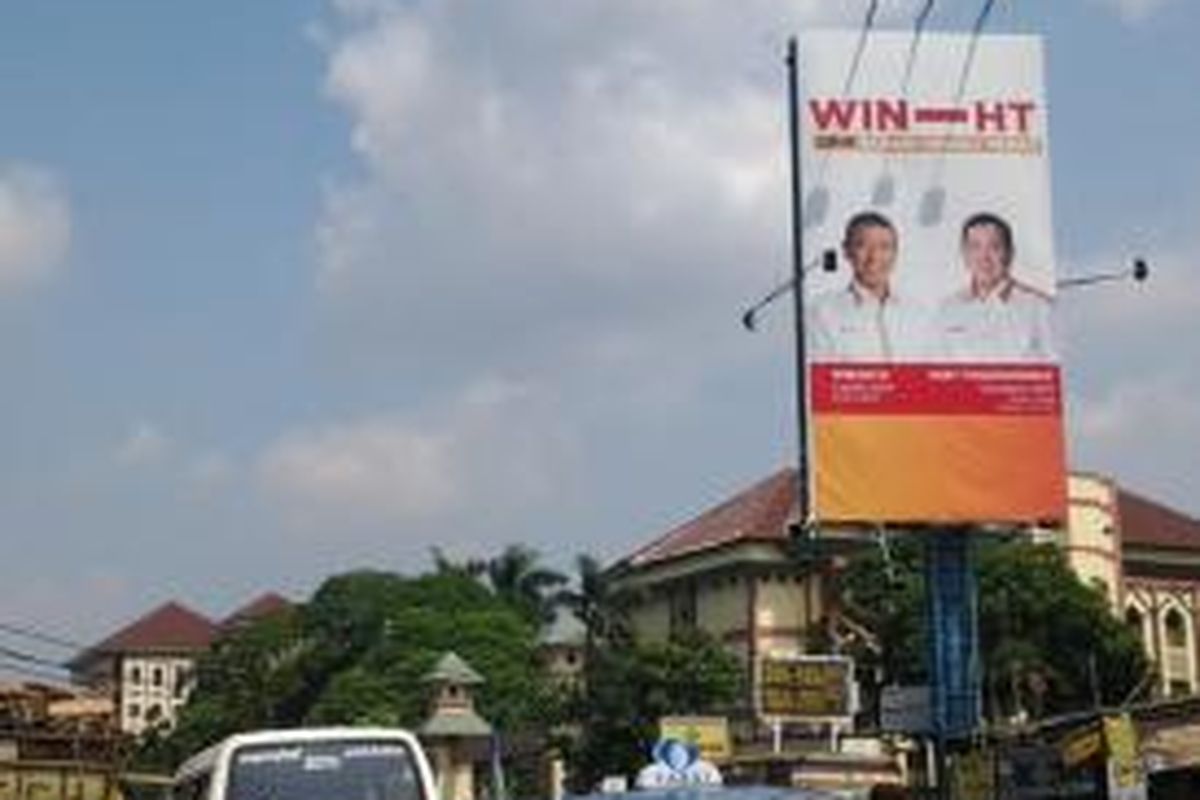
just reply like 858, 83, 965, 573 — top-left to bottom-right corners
1, 0, 1197, 676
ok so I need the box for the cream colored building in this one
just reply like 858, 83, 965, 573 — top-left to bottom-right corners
607, 469, 833, 713
69, 602, 217, 736
610, 467, 1200, 710
68, 594, 292, 736
1057, 473, 1200, 698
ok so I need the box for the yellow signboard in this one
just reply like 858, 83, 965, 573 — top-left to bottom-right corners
758, 656, 854, 720
1104, 714, 1147, 799
658, 717, 732, 763
953, 750, 995, 800
1060, 724, 1104, 768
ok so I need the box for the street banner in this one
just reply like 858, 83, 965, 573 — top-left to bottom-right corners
799, 31, 1066, 523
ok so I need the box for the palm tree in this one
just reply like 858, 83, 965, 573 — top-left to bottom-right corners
485, 544, 568, 625
429, 546, 486, 579
556, 554, 628, 652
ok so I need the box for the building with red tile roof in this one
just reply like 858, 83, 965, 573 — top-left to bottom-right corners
607, 467, 833, 714
68, 601, 218, 736
1060, 474, 1200, 699
610, 468, 1200, 715
220, 591, 293, 631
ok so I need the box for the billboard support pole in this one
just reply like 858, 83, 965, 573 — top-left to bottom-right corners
925, 527, 982, 800
786, 37, 810, 531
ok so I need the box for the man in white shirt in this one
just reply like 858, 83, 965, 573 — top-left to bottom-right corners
809, 211, 925, 362
936, 212, 1055, 363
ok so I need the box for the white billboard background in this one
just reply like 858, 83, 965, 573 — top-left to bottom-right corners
799, 32, 1057, 311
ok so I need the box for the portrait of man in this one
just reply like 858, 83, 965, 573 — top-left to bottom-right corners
936, 212, 1055, 362
808, 210, 925, 362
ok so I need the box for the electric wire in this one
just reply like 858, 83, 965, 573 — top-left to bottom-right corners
918, 0, 1003, 225
0, 643, 69, 670
841, 0, 881, 97
0, 657, 71, 685
0, 620, 85, 651
803, 0, 884, 229
953, 0, 1000, 100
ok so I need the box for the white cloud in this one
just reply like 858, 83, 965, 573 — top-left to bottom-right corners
1060, 231, 1200, 511
256, 377, 580, 531
1090, 0, 1175, 22
258, 417, 457, 522
0, 164, 71, 291
1074, 372, 1199, 443
113, 422, 172, 467
311, 0, 886, 370
186, 452, 236, 490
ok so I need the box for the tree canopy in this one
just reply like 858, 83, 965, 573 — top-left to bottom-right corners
136, 548, 740, 792
840, 535, 1149, 723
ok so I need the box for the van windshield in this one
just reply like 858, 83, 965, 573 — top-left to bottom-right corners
228, 740, 425, 800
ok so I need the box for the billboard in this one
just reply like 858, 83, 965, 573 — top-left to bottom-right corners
799, 31, 1067, 524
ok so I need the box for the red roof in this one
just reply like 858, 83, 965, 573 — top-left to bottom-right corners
84, 601, 217, 657
627, 468, 798, 568
1118, 489, 1200, 552
221, 592, 293, 629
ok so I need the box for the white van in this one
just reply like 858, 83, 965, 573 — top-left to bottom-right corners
172, 728, 437, 800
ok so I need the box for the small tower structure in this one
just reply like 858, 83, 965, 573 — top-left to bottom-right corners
420, 652, 493, 800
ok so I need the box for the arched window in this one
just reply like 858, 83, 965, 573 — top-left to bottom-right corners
1125, 607, 1145, 646
1165, 608, 1188, 649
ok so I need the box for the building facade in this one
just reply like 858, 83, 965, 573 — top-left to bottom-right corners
68, 602, 217, 736
1059, 473, 1200, 698
607, 469, 832, 712
610, 467, 1200, 708
68, 593, 292, 736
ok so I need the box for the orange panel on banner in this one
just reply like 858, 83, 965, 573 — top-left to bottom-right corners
813, 414, 1066, 523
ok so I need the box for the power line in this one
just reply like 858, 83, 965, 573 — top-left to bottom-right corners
954, 0, 1001, 100
0, 620, 86, 651
0, 643, 69, 670
0, 657, 72, 685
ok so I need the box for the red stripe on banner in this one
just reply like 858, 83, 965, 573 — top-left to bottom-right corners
811, 363, 1062, 416
914, 107, 970, 124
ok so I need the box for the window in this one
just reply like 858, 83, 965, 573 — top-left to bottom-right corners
128, 704, 141, 720
152, 667, 164, 687
669, 585, 697, 636
1165, 608, 1188, 649
129, 666, 142, 685
174, 666, 192, 698
1125, 607, 1145, 646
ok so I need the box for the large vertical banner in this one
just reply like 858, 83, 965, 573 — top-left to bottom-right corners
800, 32, 1066, 523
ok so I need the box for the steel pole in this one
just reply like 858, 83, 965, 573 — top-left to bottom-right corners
786, 38, 810, 527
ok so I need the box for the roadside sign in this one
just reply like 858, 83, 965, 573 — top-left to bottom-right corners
880, 685, 932, 734
757, 655, 855, 722
658, 716, 731, 763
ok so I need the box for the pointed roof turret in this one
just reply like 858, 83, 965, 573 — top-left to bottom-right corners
423, 651, 485, 686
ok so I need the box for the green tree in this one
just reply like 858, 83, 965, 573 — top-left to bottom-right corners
976, 538, 1147, 717
140, 568, 560, 772
557, 554, 629, 653
485, 544, 568, 626
840, 535, 1148, 723
567, 630, 741, 791
135, 607, 308, 770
